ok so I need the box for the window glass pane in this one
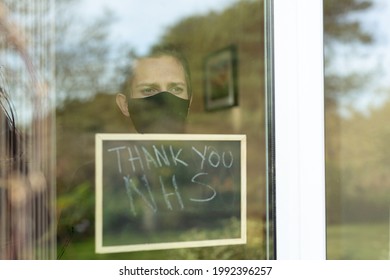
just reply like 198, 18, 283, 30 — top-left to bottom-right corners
324, 0, 390, 259
0, 0, 56, 259
56, 0, 271, 259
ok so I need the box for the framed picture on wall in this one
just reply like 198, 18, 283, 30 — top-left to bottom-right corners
204, 45, 238, 111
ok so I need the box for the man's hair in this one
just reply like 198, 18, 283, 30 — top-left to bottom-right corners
125, 46, 192, 99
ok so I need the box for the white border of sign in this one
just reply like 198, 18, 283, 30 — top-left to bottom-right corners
95, 133, 247, 254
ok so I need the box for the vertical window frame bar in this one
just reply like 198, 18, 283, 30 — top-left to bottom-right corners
273, 0, 326, 259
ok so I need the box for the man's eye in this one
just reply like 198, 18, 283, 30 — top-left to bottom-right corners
141, 88, 158, 95
170, 87, 184, 94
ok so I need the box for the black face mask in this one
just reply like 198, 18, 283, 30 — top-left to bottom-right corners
128, 91, 190, 133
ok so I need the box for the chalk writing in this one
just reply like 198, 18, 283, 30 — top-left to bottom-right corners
108, 144, 234, 174
190, 172, 217, 202
191, 146, 234, 169
108, 144, 190, 174
97, 134, 246, 252
105, 143, 237, 217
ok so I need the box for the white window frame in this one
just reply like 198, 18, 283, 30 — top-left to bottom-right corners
273, 0, 326, 259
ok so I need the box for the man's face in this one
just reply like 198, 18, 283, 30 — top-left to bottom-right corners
130, 55, 189, 100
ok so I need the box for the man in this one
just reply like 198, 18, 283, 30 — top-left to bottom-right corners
116, 48, 192, 133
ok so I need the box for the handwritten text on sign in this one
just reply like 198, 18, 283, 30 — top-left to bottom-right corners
96, 134, 246, 253
106, 143, 236, 215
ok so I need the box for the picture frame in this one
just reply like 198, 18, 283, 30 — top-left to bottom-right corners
204, 45, 238, 111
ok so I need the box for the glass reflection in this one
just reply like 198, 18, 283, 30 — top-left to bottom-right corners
324, 0, 390, 259
56, 0, 267, 259
0, 0, 55, 259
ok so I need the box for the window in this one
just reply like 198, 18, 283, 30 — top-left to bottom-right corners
55, 0, 271, 260
324, 0, 390, 260
0, 0, 56, 259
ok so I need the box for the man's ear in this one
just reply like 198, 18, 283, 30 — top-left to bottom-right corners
116, 93, 130, 117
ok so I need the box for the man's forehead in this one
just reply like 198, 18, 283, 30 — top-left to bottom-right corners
134, 56, 182, 72
132, 56, 185, 84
